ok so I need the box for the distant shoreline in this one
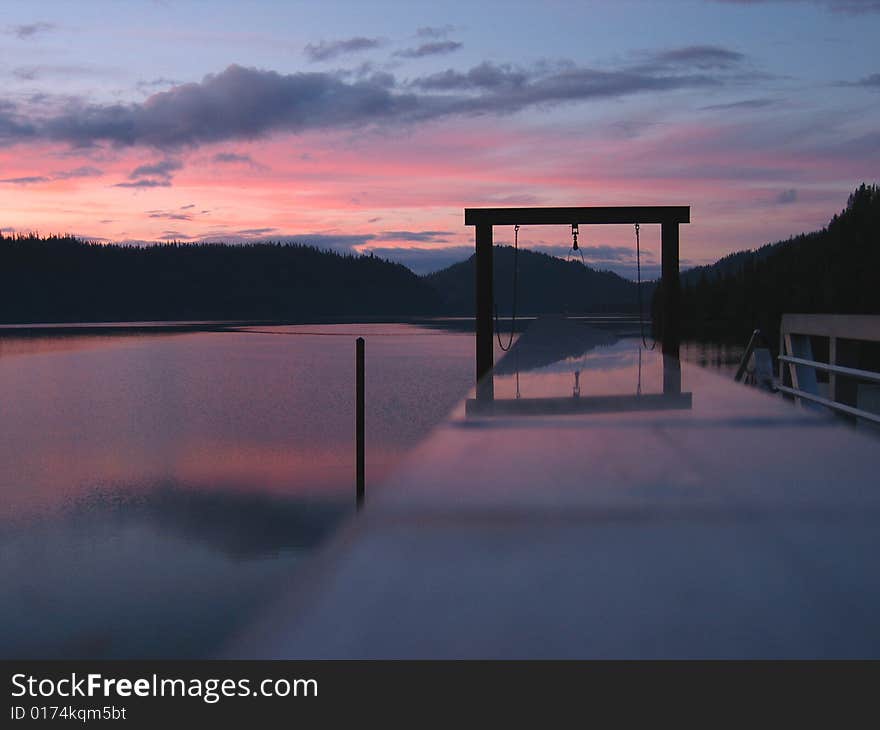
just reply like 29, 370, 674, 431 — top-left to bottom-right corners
0, 314, 647, 337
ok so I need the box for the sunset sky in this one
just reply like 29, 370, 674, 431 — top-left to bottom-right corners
1, 0, 878, 277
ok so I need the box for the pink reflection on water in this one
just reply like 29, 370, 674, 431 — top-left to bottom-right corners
0, 324, 474, 520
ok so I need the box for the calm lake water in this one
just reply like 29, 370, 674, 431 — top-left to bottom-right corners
0, 323, 478, 658
0, 320, 742, 658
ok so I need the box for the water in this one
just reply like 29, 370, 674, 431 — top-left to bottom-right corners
680, 339, 746, 379
0, 321, 742, 658
0, 323, 473, 658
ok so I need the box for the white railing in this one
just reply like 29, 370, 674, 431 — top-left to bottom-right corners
734, 328, 774, 389
778, 314, 880, 426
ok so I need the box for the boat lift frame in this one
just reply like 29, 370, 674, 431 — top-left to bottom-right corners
465, 206, 690, 401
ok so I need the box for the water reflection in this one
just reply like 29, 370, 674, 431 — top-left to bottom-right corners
0, 483, 348, 658
680, 339, 746, 378
494, 316, 619, 374
67, 484, 349, 558
0, 320, 747, 657
0, 324, 473, 658
467, 320, 691, 418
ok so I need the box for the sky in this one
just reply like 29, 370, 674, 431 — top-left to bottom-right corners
0, 0, 878, 278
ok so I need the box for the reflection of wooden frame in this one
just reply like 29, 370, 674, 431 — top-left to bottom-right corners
466, 392, 693, 417
469, 336, 688, 417
464, 206, 690, 402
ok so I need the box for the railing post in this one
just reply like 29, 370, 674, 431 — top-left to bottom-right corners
829, 336, 837, 402
356, 337, 365, 509
734, 329, 761, 383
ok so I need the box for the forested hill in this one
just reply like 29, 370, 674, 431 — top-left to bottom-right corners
677, 183, 880, 340
0, 237, 443, 323
4, 184, 875, 327
425, 246, 651, 314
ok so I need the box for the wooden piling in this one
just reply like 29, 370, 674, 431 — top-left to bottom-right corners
356, 337, 365, 509
475, 224, 494, 402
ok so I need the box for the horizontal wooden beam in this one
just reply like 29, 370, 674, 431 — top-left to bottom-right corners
465, 206, 690, 227
465, 392, 693, 417
781, 314, 880, 342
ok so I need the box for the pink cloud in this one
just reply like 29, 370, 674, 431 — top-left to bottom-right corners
1, 111, 872, 275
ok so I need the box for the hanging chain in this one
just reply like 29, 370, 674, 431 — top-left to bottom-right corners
634, 222, 654, 350
494, 224, 519, 352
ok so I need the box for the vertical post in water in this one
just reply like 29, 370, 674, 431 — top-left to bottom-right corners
663, 355, 682, 396
661, 221, 681, 358
356, 337, 365, 509
475, 224, 494, 402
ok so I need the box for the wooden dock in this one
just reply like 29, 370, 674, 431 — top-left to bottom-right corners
228, 318, 880, 658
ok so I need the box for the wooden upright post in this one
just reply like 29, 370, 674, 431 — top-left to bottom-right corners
661, 222, 681, 357
475, 224, 494, 401
356, 337, 365, 509
663, 356, 682, 396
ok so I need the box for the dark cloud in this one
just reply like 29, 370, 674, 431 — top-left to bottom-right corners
181, 204, 195, 209
130, 158, 182, 180
9, 22, 56, 39
237, 228, 276, 235
0, 58, 745, 150
113, 179, 172, 189
395, 41, 463, 59
53, 165, 103, 179
821, 130, 880, 164
211, 151, 267, 169
416, 25, 456, 39
842, 72, 880, 88
157, 230, 195, 241
379, 230, 454, 242
117, 157, 181, 188
12, 67, 40, 82
336, 61, 393, 83
0, 175, 50, 184
701, 97, 777, 110
411, 61, 530, 91
212, 151, 255, 164
408, 58, 725, 115
776, 188, 798, 204
647, 45, 745, 70
434, 65, 721, 116
304, 37, 383, 62
28, 64, 413, 148
136, 77, 181, 93
0, 165, 102, 184
0, 104, 35, 141
713, 0, 880, 12
148, 211, 193, 221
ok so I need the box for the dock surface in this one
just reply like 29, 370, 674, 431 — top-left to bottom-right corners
229, 318, 880, 658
